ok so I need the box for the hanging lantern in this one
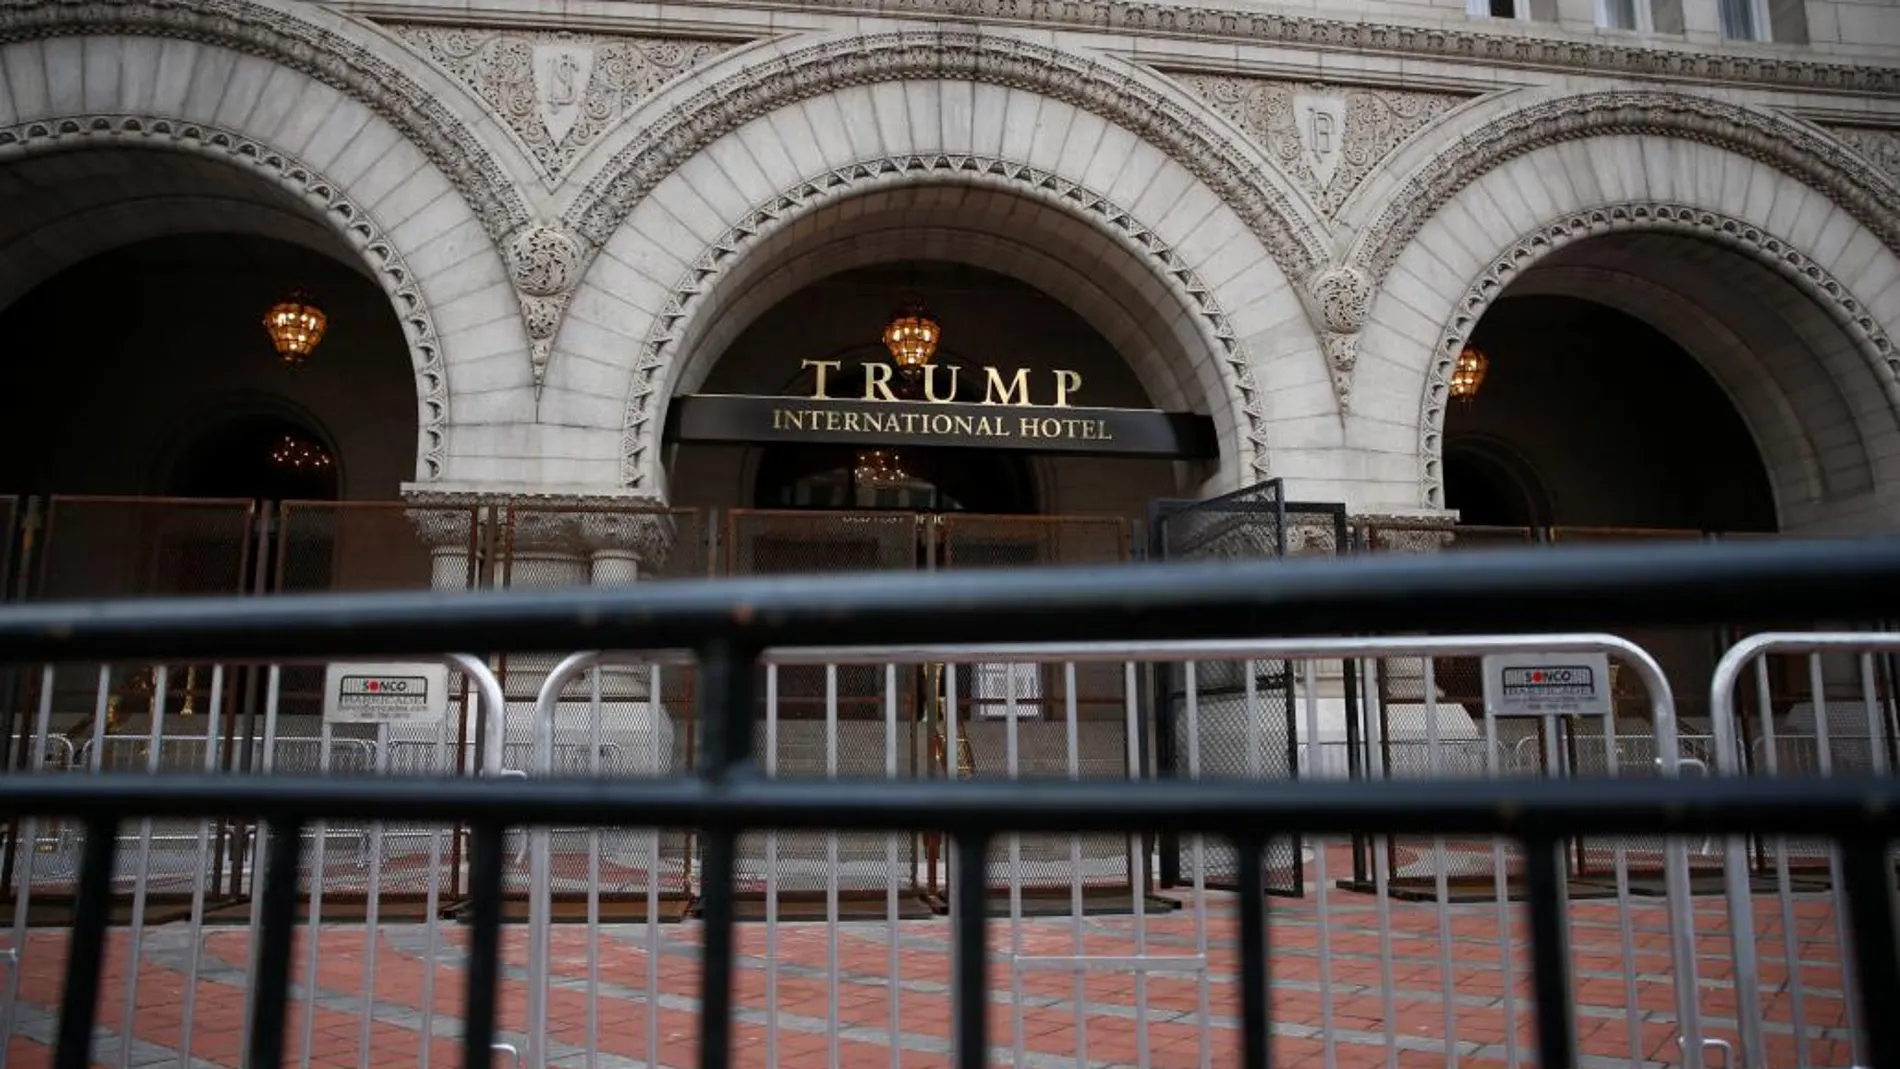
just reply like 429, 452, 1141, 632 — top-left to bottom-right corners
1450, 344, 1488, 401
881, 296, 940, 372
264, 292, 327, 365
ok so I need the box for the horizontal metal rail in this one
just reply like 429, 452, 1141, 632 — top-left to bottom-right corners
0, 537, 1896, 660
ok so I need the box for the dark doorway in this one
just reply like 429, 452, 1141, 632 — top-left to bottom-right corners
753, 445, 1035, 515
169, 413, 340, 503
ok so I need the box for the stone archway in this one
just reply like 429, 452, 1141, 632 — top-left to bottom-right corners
0, 23, 534, 483
1358, 163, 1900, 530
544, 71, 1329, 498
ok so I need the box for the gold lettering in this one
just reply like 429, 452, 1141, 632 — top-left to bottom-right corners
1052, 370, 1083, 408
773, 408, 787, 431
862, 362, 898, 402
983, 367, 1031, 406
1095, 419, 1112, 441
843, 412, 863, 432
802, 359, 842, 400
1019, 416, 1038, 438
923, 364, 961, 403
824, 410, 842, 432
930, 414, 954, 434
1038, 418, 1062, 439
953, 415, 975, 436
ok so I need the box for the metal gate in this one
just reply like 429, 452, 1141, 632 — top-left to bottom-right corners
1149, 480, 1304, 895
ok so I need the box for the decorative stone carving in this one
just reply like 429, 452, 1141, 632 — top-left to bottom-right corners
402, 492, 482, 549
507, 225, 587, 390
1418, 202, 1900, 509
579, 511, 679, 573
1355, 92, 1900, 300
1166, 74, 1465, 215
388, 25, 736, 182
1308, 266, 1372, 410
695, 0, 1900, 98
1355, 512, 1458, 554
565, 32, 1330, 292
0, 115, 453, 480
0, 0, 532, 248
620, 153, 1272, 490
1823, 125, 1900, 191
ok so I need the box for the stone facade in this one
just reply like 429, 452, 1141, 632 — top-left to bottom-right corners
4, 0, 1900, 534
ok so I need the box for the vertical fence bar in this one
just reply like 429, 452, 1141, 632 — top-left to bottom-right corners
1839, 837, 1900, 1069
54, 818, 119, 1069
418, 677, 449, 1069
1005, 662, 1025, 1069
300, 690, 336, 1069
358, 669, 386, 1069
587, 665, 603, 1069
1809, 652, 1866, 1068
181, 667, 227, 1069
825, 664, 841, 1069
1362, 658, 1398, 1069
645, 664, 663, 1069
1422, 659, 1458, 1069
123, 667, 170, 1069
242, 666, 284, 1066
1235, 833, 1270, 1069
1300, 661, 1337, 1069
696, 639, 754, 1069
1125, 661, 1151, 1069
1064, 663, 1090, 1069
1481, 681, 1521, 1069
1601, 704, 1640, 1065
463, 821, 506, 1069
952, 830, 990, 1069
884, 663, 902, 1069
763, 664, 780, 1069
1523, 835, 1577, 1069
2, 665, 60, 1060
1755, 655, 1806, 1069
248, 818, 306, 1069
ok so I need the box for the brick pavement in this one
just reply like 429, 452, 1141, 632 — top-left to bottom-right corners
0, 864, 1853, 1069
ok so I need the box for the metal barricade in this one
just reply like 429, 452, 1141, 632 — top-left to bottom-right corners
0, 654, 509, 1069
1709, 632, 1900, 1069
518, 633, 1711, 1069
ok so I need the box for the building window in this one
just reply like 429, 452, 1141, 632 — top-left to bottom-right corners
1469, 0, 1520, 15
1598, 0, 1641, 30
1719, 0, 1763, 39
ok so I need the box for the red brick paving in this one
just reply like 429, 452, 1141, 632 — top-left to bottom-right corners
1, 874, 1858, 1069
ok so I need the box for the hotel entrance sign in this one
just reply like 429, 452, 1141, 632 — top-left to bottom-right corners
667, 358, 1218, 460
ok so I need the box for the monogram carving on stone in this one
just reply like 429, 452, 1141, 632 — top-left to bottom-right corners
1168, 73, 1466, 215
532, 44, 595, 145
389, 25, 737, 180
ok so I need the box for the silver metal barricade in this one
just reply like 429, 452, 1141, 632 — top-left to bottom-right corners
0, 654, 509, 1069
523, 634, 1706, 1069
1709, 632, 1900, 1069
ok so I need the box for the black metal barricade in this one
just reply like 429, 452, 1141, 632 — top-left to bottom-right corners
2, 537, 1900, 1069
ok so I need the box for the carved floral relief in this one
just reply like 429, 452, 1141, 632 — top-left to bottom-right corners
1166, 73, 1466, 215
388, 25, 738, 181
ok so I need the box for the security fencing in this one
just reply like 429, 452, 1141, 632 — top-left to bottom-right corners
0, 537, 1898, 1069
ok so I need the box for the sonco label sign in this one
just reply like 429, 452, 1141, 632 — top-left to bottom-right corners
322, 662, 450, 724
1481, 653, 1613, 717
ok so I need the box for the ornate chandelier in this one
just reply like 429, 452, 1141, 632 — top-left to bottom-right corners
853, 449, 909, 490
1450, 345, 1489, 402
881, 296, 940, 372
269, 433, 335, 472
264, 292, 327, 365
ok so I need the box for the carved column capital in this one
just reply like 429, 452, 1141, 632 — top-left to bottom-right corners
400, 490, 482, 551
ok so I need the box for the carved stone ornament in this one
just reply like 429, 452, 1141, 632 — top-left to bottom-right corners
1307, 265, 1372, 410
0, 0, 532, 249
713, 0, 1900, 98
400, 491, 482, 549
493, 496, 680, 569
579, 510, 680, 572
387, 25, 736, 183
0, 115, 453, 480
1419, 203, 1900, 509
566, 32, 1330, 289
621, 153, 1273, 491
1166, 73, 1465, 216
1823, 125, 1900, 192
507, 225, 587, 390
1355, 92, 1900, 300
1354, 512, 1458, 554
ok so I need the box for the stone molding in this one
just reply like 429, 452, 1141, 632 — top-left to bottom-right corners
0, 114, 454, 480
1417, 202, 1900, 509
400, 490, 680, 566
719, 0, 1900, 99
563, 31, 1330, 287
1824, 124, 1900, 192
618, 152, 1275, 490
1356, 92, 1900, 303
0, 0, 533, 248
401, 492, 482, 550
